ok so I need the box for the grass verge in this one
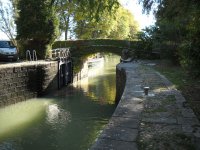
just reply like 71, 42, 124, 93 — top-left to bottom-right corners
153, 60, 200, 120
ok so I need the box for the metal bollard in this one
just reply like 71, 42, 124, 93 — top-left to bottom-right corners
144, 87, 150, 96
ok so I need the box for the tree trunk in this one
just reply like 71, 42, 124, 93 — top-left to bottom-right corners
64, 15, 70, 40
65, 30, 68, 40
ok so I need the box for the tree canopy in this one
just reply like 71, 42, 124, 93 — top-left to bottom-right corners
138, 0, 200, 77
56, 0, 138, 40
72, 5, 139, 40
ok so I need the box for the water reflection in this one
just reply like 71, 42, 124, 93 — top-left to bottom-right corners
0, 54, 120, 150
73, 54, 119, 104
88, 60, 104, 77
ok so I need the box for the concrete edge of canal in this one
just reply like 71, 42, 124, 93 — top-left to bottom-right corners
91, 61, 200, 150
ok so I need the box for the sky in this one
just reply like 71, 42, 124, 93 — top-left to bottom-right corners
0, 0, 10, 40
0, 0, 155, 40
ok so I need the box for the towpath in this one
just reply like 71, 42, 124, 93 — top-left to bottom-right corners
91, 61, 200, 150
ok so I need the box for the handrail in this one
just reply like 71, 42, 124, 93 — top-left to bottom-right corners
32, 50, 37, 61
51, 48, 71, 61
65, 48, 70, 57
26, 50, 32, 61
60, 50, 65, 61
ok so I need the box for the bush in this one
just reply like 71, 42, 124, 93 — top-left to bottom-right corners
180, 41, 200, 78
16, 0, 59, 59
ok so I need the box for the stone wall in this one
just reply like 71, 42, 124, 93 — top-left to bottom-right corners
115, 64, 126, 103
0, 61, 58, 107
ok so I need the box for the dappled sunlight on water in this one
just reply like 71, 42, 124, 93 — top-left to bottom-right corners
46, 104, 71, 129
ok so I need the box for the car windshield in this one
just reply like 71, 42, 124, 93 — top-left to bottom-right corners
0, 41, 11, 48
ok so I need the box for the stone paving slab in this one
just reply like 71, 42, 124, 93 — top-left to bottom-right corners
99, 126, 138, 142
112, 107, 142, 119
142, 117, 177, 124
91, 139, 138, 150
108, 117, 139, 129
91, 61, 200, 150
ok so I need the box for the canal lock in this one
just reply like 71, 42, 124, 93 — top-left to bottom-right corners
57, 57, 73, 89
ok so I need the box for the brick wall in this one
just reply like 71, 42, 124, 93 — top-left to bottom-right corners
0, 61, 58, 107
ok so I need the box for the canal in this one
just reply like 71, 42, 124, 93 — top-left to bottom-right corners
0, 54, 120, 150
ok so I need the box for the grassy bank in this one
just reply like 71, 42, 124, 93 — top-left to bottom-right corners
153, 60, 200, 120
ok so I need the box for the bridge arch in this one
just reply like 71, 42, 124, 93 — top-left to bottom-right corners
52, 39, 139, 73
52, 39, 138, 56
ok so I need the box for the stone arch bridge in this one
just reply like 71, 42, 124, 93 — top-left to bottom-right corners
52, 39, 139, 57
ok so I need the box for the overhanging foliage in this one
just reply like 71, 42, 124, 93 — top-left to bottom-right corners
139, 0, 200, 77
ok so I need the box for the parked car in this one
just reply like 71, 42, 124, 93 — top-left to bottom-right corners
0, 40, 19, 61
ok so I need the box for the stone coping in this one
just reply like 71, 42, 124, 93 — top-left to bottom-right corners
91, 62, 141, 150
0, 60, 57, 69
120, 57, 133, 63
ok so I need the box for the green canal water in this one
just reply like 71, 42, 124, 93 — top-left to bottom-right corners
0, 54, 120, 150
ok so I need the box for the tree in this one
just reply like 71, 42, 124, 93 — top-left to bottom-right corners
16, 0, 59, 59
0, 0, 17, 46
138, 0, 200, 77
72, 5, 139, 40
73, 6, 117, 39
73, 0, 119, 20
108, 7, 139, 40
136, 26, 157, 58
56, 0, 75, 40
56, 0, 119, 40
138, 0, 162, 14
178, 1, 200, 77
